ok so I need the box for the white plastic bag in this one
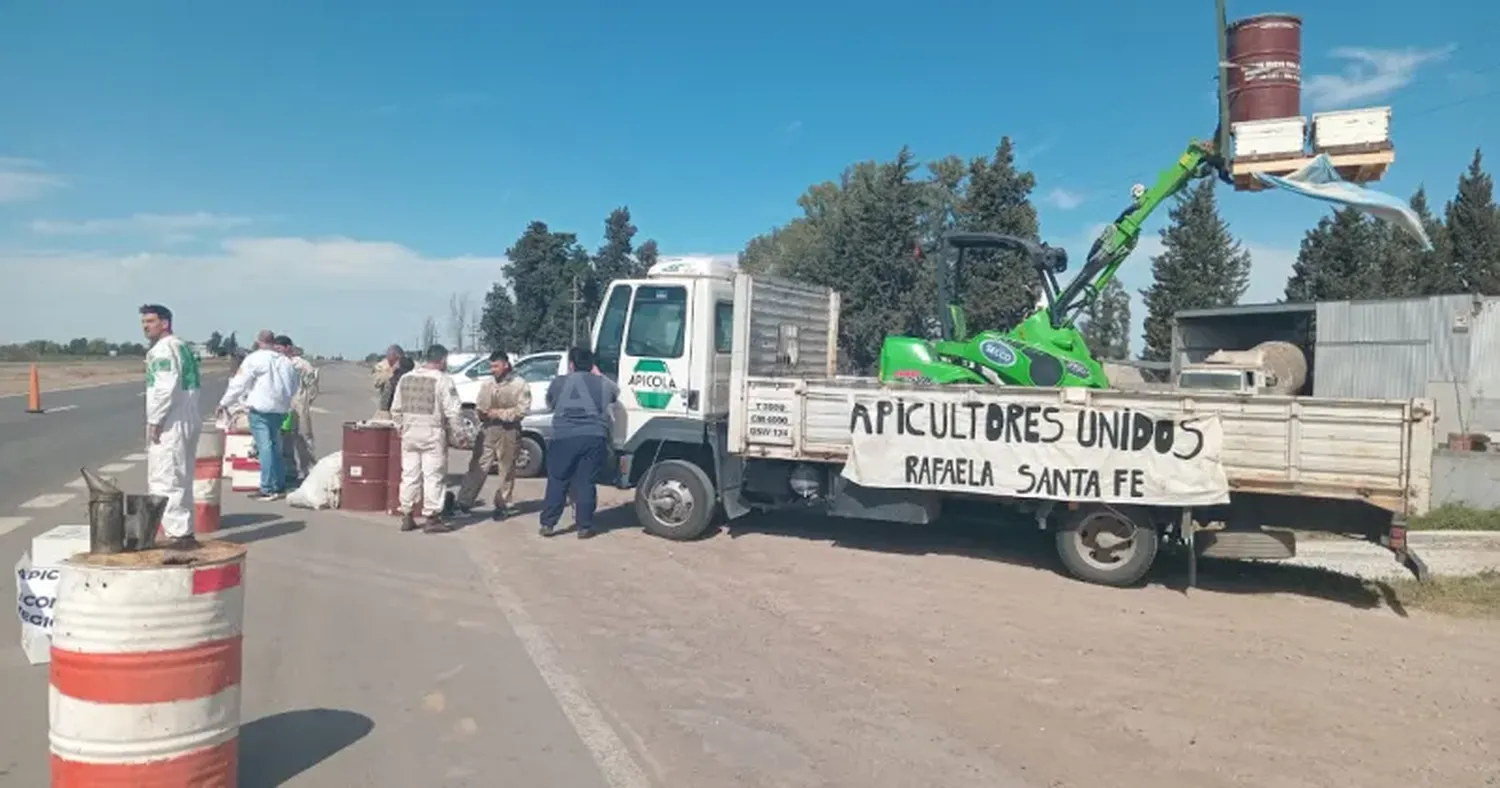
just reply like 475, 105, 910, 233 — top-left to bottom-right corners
288, 451, 343, 510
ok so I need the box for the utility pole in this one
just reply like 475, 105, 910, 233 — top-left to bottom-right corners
569, 275, 584, 347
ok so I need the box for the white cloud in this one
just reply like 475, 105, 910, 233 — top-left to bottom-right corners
29, 212, 254, 241
0, 157, 69, 204
0, 236, 509, 356
1043, 187, 1085, 210
1303, 45, 1456, 109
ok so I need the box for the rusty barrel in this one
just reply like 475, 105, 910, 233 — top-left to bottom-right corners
341, 421, 393, 512
49, 542, 247, 786
1226, 13, 1302, 124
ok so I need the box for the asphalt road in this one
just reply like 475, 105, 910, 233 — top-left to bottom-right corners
0, 364, 614, 787
0, 375, 228, 517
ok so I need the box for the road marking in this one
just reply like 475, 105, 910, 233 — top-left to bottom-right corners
98, 462, 134, 473
137, 392, 146, 397
20, 493, 76, 509
46, 405, 78, 414
0, 517, 31, 536
65, 478, 88, 489
462, 538, 650, 788
123, 453, 148, 461
310, 406, 331, 414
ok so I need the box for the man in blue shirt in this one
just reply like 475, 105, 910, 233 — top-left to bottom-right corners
539, 346, 617, 539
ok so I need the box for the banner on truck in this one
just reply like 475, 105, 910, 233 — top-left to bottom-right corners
841, 397, 1231, 506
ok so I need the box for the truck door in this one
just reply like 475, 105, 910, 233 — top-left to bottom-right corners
617, 281, 694, 422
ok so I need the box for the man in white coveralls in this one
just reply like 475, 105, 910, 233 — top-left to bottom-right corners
140, 303, 203, 549
391, 343, 467, 534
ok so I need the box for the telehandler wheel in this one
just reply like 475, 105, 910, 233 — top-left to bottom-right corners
1054, 504, 1159, 587
635, 459, 717, 541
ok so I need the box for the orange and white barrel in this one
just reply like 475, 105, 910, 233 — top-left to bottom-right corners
49, 543, 247, 786
192, 428, 226, 535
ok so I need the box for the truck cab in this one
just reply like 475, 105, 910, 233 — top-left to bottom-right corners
591, 257, 739, 535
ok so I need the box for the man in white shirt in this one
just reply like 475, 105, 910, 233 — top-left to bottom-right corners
217, 329, 300, 501
140, 304, 203, 548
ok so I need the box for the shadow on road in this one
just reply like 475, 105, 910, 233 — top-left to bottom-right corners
238, 708, 374, 787
721, 506, 1398, 612
219, 519, 307, 545
220, 512, 280, 530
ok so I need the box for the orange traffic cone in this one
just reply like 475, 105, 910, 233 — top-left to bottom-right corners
25, 363, 43, 414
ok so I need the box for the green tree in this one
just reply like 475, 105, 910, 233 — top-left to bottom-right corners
951, 137, 1042, 332
504, 220, 593, 351
1445, 149, 1500, 293
1077, 278, 1131, 360
1393, 187, 1459, 296
636, 238, 660, 271
221, 332, 239, 358
478, 282, 518, 353
1139, 179, 1251, 361
204, 331, 224, 356
588, 206, 657, 320
1284, 207, 1387, 303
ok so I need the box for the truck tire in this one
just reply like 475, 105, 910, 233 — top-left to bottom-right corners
1054, 504, 1159, 587
634, 459, 717, 541
514, 435, 545, 478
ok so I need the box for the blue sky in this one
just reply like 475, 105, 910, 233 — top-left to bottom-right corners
1, 0, 1493, 357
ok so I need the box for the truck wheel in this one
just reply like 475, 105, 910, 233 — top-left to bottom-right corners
514, 436, 545, 478
634, 459, 716, 541
1054, 505, 1159, 587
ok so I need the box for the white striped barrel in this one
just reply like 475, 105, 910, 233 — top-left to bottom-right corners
49, 542, 247, 786
193, 427, 226, 535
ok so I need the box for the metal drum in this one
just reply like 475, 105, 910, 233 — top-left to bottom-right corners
1227, 13, 1302, 123
340, 422, 393, 512
49, 542, 247, 786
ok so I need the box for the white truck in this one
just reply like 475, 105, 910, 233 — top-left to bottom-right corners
591, 258, 1436, 587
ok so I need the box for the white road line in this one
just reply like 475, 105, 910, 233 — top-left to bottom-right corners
98, 462, 135, 473
310, 406, 331, 414
20, 493, 76, 509
0, 517, 31, 536
122, 453, 148, 461
64, 478, 88, 489
461, 538, 651, 788
46, 405, 78, 414
137, 392, 146, 397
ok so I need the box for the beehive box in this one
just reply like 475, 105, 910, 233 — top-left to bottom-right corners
1312, 107, 1391, 153
1231, 116, 1308, 159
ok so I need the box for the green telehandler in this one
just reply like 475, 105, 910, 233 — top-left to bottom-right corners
877, 139, 1230, 388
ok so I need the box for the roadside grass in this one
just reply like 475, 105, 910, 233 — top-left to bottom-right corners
1381, 571, 1500, 619
1409, 504, 1500, 532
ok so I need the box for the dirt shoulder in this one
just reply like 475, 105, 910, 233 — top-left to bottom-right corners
0, 357, 230, 397
460, 483, 1500, 788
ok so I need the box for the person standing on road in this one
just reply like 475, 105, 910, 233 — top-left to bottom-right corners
454, 350, 532, 520
374, 344, 414, 420
286, 344, 320, 482
217, 330, 300, 501
391, 344, 466, 533
139, 304, 203, 549
539, 346, 617, 540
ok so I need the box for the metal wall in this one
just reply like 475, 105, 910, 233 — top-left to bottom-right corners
1312, 294, 1488, 435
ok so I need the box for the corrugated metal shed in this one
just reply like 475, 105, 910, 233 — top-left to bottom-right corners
1311, 296, 1482, 438
1170, 302, 1316, 391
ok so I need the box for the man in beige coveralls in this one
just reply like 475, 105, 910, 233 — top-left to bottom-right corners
455, 350, 532, 520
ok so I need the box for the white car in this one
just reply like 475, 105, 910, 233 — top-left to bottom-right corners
451, 351, 568, 477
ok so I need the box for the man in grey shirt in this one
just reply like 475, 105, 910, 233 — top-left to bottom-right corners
539, 346, 618, 539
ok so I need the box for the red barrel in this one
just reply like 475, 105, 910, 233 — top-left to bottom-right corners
1227, 13, 1302, 123
340, 422, 392, 512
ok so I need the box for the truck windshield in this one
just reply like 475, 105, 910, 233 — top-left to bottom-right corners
1177, 371, 1248, 392
626, 285, 687, 359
